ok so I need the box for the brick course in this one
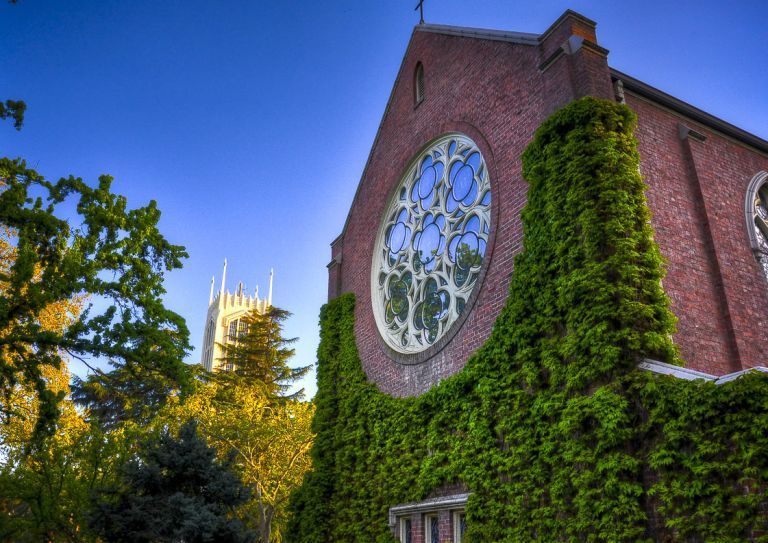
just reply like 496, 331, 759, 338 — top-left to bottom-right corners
329, 11, 768, 396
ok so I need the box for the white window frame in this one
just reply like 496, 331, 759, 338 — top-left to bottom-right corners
452, 510, 466, 543
424, 513, 439, 543
399, 517, 412, 543
228, 319, 239, 341
389, 493, 469, 542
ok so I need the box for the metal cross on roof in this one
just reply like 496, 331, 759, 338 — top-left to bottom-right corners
414, 0, 425, 24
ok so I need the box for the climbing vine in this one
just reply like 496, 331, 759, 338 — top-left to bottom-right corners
287, 97, 768, 542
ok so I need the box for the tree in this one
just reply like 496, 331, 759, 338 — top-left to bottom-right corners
0, 222, 121, 541
0, 361, 126, 542
216, 306, 309, 400
71, 364, 194, 430
0, 158, 191, 437
1, 0, 25, 132
159, 380, 314, 543
0, 100, 26, 130
88, 420, 255, 543
153, 306, 315, 542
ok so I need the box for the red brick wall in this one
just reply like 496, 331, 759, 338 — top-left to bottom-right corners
629, 93, 768, 374
330, 13, 768, 396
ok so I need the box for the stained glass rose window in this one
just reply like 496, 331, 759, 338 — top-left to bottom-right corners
372, 134, 492, 355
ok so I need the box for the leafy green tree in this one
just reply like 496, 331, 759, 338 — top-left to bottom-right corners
1, 0, 25, 133
0, 225, 120, 541
216, 307, 309, 400
0, 158, 191, 437
89, 419, 255, 543
159, 380, 314, 543
0, 99, 25, 130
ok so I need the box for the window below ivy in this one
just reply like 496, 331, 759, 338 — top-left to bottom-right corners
425, 514, 439, 543
452, 511, 466, 543
389, 493, 469, 543
399, 518, 412, 543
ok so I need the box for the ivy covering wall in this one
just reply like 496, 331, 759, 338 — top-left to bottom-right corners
287, 97, 768, 542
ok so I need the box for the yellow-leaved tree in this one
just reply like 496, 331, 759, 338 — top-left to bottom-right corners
152, 306, 314, 543
0, 226, 125, 542
157, 379, 314, 543
0, 361, 127, 542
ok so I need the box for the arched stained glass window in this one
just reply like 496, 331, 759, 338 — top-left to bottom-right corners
746, 171, 768, 281
372, 134, 492, 355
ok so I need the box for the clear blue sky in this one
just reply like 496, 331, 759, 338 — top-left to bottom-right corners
3, 0, 767, 398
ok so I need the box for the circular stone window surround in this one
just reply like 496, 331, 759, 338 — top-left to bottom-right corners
371, 132, 496, 365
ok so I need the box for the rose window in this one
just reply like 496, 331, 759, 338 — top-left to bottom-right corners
372, 134, 492, 355
753, 181, 768, 279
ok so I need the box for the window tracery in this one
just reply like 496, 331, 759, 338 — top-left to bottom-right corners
746, 171, 768, 281
372, 134, 491, 355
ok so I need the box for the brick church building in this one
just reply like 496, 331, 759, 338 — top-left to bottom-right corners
306, 10, 768, 542
328, 10, 768, 393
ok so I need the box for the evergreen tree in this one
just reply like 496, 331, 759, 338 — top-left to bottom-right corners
88, 420, 255, 543
71, 364, 190, 430
216, 307, 309, 400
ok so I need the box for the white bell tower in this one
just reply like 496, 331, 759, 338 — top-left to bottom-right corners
200, 260, 274, 372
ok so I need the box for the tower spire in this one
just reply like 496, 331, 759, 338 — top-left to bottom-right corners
220, 258, 228, 296
209, 275, 215, 304
267, 268, 274, 307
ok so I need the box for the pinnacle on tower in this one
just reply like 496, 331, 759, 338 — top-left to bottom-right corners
268, 268, 274, 307
220, 258, 228, 296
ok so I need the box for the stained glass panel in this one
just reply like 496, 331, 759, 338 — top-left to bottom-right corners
372, 134, 492, 354
754, 183, 768, 279
401, 518, 412, 543
430, 516, 439, 543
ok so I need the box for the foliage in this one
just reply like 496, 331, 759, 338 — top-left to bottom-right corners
71, 363, 193, 430
89, 419, 255, 543
0, 223, 121, 541
157, 373, 315, 542
0, 362, 125, 542
0, 158, 191, 437
197, 305, 315, 541
287, 97, 768, 542
217, 306, 310, 400
0, 100, 25, 130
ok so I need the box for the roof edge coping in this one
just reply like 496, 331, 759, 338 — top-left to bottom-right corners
611, 68, 768, 154
415, 23, 539, 45
538, 9, 598, 43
